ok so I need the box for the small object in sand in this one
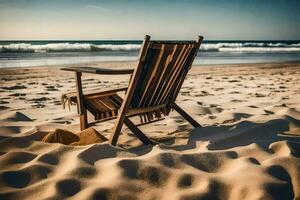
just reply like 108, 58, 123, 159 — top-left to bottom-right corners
71, 128, 108, 146
42, 129, 79, 145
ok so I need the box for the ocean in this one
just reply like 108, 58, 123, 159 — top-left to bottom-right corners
0, 40, 300, 68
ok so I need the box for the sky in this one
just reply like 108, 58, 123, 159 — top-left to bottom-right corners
0, 0, 300, 40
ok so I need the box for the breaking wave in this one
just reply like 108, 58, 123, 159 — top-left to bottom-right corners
1, 42, 300, 53
200, 42, 300, 52
0, 43, 141, 53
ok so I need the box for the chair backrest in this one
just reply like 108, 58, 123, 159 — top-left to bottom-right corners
129, 35, 203, 111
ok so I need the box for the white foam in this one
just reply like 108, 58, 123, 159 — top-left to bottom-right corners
94, 44, 141, 51
0, 43, 141, 52
218, 47, 300, 52
1, 42, 300, 53
200, 43, 300, 52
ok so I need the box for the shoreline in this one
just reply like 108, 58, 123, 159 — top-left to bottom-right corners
1, 60, 300, 71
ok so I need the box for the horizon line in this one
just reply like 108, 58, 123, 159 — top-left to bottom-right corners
1, 39, 300, 42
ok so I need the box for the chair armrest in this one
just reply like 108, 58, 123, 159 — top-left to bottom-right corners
61, 67, 134, 75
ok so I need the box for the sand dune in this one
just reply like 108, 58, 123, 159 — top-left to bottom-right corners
0, 62, 300, 199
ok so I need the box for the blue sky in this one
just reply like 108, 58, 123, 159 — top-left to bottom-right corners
0, 0, 299, 40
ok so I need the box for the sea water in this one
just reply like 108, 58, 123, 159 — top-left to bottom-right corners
0, 40, 300, 68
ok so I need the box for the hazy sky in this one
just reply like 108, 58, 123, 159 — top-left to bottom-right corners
0, 0, 300, 40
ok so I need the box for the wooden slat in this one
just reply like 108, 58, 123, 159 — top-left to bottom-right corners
156, 44, 190, 105
130, 47, 158, 107
83, 87, 127, 100
166, 36, 203, 108
149, 45, 179, 106
84, 100, 99, 117
61, 67, 134, 75
139, 45, 169, 107
151, 40, 197, 44
108, 95, 122, 108
162, 47, 195, 104
151, 46, 182, 106
92, 99, 110, 112
147, 46, 179, 107
138, 46, 165, 107
137, 44, 185, 107
98, 97, 117, 111
126, 103, 167, 116
157, 44, 194, 105
81, 93, 123, 121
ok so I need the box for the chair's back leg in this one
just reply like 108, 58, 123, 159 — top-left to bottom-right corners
172, 103, 201, 127
124, 117, 153, 144
75, 72, 88, 130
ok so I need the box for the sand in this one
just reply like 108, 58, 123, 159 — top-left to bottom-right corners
0, 61, 300, 200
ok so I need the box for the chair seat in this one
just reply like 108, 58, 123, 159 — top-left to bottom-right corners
62, 87, 168, 123
85, 93, 123, 120
62, 87, 126, 121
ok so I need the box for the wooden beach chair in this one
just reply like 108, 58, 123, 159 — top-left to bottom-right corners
62, 35, 204, 145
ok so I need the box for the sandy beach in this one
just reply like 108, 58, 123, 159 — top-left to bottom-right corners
0, 61, 300, 200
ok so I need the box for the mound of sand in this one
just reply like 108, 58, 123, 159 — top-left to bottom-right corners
71, 127, 108, 146
42, 128, 79, 145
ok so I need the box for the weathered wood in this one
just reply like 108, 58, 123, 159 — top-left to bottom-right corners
167, 36, 203, 107
109, 35, 151, 145
124, 117, 153, 144
151, 40, 196, 44
83, 87, 127, 100
62, 35, 204, 146
138, 44, 166, 107
75, 72, 88, 130
172, 103, 202, 127
126, 103, 167, 116
158, 44, 194, 105
136, 117, 165, 126
61, 67, 134, 75
149, 45, 178, 106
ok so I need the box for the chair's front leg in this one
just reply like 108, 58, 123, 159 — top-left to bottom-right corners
75, 72, 88, 130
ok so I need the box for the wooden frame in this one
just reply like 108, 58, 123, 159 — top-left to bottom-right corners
61, 35, 204, 146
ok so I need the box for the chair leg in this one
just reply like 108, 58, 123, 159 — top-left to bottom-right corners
172, 103, 202, 127
124, 117, 153, 145
109, 112, 126, 146
79, 114, 88, 130
75, 71, 88, 130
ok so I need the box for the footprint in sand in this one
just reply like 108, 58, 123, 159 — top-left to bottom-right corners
29, 97, 50, 102
8, 93, 26, 97
0, 101, 9, 106
177, 173, 194, 188
0, 106, 9, 110
0, 85, 27, 90
264, 110, 274, 115
1, 171, 31, 188
56, 179, 81, 197
46, 86, 58, 91
255, 93, 266, 98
